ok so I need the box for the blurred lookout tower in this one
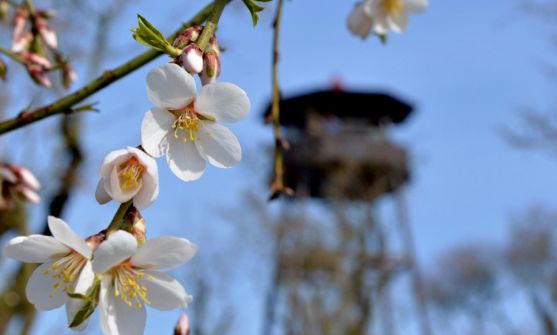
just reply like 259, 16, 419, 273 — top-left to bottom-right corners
263, 89, 412, 201
261, 88, 433, 335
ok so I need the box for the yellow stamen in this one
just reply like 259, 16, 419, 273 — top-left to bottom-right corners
118, 157, 145, 191
43, 252, 87, 298
382, 0, 404, 16
168, 101, 215, 143
111, 263, 151, 309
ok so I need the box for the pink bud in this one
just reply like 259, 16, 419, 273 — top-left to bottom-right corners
15, 166, 40, 191
180, 44, 203, 74
28, 64, 52, 87
25, 52, 51, 68
174, 314, 190, 335
37, 17, 57, 49
173, 26, 203, 49
17, 185, 40, 204
124, 208, 146, 244
12, 6, 27, 51
12, 31, 31, 53
201, 50, 221, 85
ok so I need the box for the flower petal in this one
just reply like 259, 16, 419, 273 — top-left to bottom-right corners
388, 11, 409, 33
130, 147, 159, 210
26, 261, 68, 310
140, 271, 192, 310
167, 139, 206, 181
141, 108, 174, 158
133, 172, 159, 210
66, 261, 95, 330
100, 276, 146, 335
195, 123, 241, 168
108, 167, 141, 203
146, 63, 196, 110
92, 231, 137, 274
131, 236, 197, 270
3, 235, 68, 263
48, 216, 92, 259
95, 180, 112, 204
195, 82, 250, 123
99, 149, 129, 179
347, 3, 373, 39
405, 0, 428, 12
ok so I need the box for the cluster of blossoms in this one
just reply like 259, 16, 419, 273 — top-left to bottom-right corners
2, 2, 76, 87
4, 216, 197, 334
0, 163, 40, 210
2, 24, 250, 334
347, 0, 428, 39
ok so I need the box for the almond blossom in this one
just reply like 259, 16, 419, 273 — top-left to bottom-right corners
3, 216, 94, 329
95, 147, 159, 210
141, 63, 250, 181
92, 230, 197, 335
347, 0, 428, 39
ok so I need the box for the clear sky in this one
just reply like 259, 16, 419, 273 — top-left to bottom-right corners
2, 0, 556, 334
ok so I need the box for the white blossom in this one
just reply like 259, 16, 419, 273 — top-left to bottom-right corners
141, 63, 250, 181
95, 147, 159, 210
92, 230, 197, 335
3, 216, 94, 329
347, 0, 428, 38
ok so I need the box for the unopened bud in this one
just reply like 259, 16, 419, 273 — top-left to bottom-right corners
14, 166, 40, 191
0, 57, 6, 81
201, 50, 221, 85
124, 207, 146, 244
28, 64, 51, 87
12, 6, 27, 51
0, 0, 9, 22
36, 16, 57, 49
180, 44, 203, 74
85, 233, 105, 251
62, 61, 77, 89
16, 185, 40, 203
172, 26, 203, 49
174, 314, 190, 335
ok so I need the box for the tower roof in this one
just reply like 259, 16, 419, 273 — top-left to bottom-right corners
263, 89, 413, 127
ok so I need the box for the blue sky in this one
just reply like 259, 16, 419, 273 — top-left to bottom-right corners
2, 0, 557, 334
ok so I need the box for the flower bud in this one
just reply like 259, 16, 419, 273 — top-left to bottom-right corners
28, 64, 51, 87
0, 0, 9, 22
0, 163, 41, 210
36, 16, 57, 49
172, 26, 202, 49
62, 61, 77, 89
124, 207, 146, 245
23, 52, 52, 87
0, 57, 6, 81
12, 6, 27, 51
180, 44, 203, 74
200, 50, 221, 85
174, 314, 190, 335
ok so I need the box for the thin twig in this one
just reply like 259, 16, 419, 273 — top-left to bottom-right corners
269, 0, 291, 200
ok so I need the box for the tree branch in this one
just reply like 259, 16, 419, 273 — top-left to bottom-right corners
0, 2, 215, 135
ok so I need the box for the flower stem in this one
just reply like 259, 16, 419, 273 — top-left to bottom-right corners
196, 0, 229, 52
269, 0, 290, 199
0, 47, 25, 64
0, 2, 215, 136
106, 200, 133, 234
